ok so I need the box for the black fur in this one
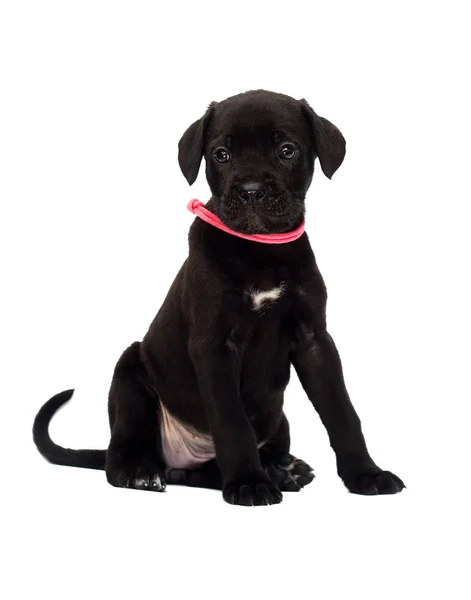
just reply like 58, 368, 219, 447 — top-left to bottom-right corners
33, 90, 405, 505
33, 389, 105, 469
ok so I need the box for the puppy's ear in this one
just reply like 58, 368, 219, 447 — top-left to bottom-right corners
178, 103, 215, 185
300, 99, 346, 179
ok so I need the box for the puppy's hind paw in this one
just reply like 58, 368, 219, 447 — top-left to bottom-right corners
107, 464, 167, 492
264, 453, 315, 492
131, 473, 166, 491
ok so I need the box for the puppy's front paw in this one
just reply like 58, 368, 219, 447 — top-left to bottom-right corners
341, 466, 405, 495
223, 472, 282, 506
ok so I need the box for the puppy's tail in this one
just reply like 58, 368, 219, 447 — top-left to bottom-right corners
33, 389, 106, 470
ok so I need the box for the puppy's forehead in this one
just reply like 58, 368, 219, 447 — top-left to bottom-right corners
209, 96, 308, 144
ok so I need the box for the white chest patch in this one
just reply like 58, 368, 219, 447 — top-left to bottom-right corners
248, 284, 286, 311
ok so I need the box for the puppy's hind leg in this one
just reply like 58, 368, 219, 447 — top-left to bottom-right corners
106, 342, 166, 492
165, 460, 222, 490
259, 413, 315, 492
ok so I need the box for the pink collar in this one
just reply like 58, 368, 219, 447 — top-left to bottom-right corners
187, 199, 305, 244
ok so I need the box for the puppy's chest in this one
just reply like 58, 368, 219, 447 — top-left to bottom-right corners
243, 280, 295, 314
236, 279, 312, 346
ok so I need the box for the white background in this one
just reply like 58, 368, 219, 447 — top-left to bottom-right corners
1, 1, 470, 598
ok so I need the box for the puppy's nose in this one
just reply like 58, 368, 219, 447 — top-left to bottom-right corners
238, 182, 266, 204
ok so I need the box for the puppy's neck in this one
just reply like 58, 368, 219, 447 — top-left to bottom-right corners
188, 199, 305, 245
188, 198, 315, 279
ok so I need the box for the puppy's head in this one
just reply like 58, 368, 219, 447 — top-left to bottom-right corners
179, 90, 345, 234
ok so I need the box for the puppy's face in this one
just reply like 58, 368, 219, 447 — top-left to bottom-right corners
179, 90, 346, 234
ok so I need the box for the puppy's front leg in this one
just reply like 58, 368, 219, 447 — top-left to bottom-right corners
291, 328, 405, 495
189, 336, 282, 506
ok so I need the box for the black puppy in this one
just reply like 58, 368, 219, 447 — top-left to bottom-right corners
33, 90, 405, 506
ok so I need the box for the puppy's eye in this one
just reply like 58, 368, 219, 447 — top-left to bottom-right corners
279, 144, 296, 160
214, 148, 230, 163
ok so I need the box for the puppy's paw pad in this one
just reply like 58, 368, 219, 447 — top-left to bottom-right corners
265, 453, 315, 491
342, 469, 405, 495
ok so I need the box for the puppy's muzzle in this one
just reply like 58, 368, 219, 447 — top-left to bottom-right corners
238, 181, 266, 205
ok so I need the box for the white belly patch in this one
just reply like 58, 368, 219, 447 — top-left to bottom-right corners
248, 283, 286, 311
159, 401, 267, 469
159, 401, 215, 469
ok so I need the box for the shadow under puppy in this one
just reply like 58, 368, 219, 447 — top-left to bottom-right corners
33, 90, 405, 506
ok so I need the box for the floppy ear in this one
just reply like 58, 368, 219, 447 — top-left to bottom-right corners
300, 99, 346, 179
178, 103, 215, 185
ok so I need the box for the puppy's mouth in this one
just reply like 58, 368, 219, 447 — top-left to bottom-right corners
228, 205, 271, 234
218, 187, 304, 235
